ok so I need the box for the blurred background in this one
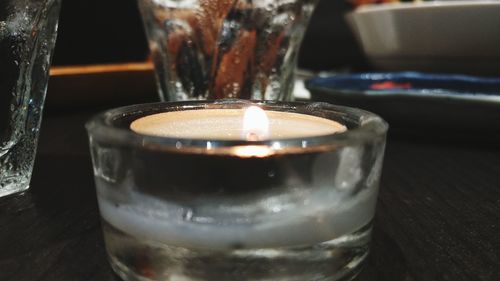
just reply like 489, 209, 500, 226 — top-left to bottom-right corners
51, 0, 367, 71
48, 0, 500, 137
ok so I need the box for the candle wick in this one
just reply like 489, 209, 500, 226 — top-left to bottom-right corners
246, 132, 260, 141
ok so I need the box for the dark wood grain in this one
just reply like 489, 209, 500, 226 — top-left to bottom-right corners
1, 111, 499, 281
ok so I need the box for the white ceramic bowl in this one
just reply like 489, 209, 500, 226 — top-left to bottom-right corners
347, 1, 500, 75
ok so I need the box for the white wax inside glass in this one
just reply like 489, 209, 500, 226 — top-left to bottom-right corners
130, 108, 346, 140
97, 184, 378, 250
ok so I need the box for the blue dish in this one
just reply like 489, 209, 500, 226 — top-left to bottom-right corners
307, 72, 500, 100
306, 72, 500, 132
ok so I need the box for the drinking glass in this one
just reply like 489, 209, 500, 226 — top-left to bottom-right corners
138, 0, 318, 101
0, 0, 61, 197
87, 100, 388, 281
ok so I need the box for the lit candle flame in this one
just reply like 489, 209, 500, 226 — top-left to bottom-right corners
242, 106, 270, 141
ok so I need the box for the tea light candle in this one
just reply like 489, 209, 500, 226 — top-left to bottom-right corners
89, 101, 386, 252
88, 101, 387, 281
130, 106, 347, 141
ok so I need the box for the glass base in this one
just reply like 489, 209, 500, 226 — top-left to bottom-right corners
0, 121, 37, 199
103, 220, 371, 281
0, 176, 30, 198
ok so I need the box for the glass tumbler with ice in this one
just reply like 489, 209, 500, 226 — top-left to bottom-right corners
138, 0, 319, 101
0, 0, 61, 197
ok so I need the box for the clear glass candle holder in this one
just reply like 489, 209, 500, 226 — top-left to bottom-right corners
86, 100, 388, 281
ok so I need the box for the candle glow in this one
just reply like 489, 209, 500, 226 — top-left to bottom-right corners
130, 108, 346, 141
231, 145, 273, 158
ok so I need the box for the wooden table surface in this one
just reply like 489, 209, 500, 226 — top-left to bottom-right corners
1, 105, 499, 281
